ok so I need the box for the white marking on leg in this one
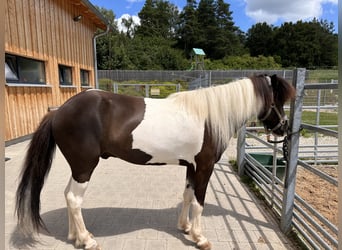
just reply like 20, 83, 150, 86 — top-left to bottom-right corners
64, 178, 76, 241
190, 198, 211, 250
178, 181, 194, 233
64, 179, 73, 237
65, 178, 98, 249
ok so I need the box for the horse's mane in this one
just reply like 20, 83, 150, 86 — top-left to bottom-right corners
167, 78, 264, 148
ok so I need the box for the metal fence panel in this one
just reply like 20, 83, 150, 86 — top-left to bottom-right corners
237, 69, 338, 249
98, 69, 294, 84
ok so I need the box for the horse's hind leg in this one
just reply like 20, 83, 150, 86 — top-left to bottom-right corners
64, 177, 100, 250
64, 178, 76, 241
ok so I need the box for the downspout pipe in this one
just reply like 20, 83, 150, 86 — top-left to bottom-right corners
93, 24, 110, 89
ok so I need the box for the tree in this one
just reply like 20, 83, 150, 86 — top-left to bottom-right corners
196, 0, 217, 58
272, 20, 337, 67
135, 0, 179, 39
213, 0, 242, 58
96, 4, 188, 70
246, 22, 274, 57
316, 19, 338, 67
176, 0, 199, 55
177, 0, 244, 60
94, 5, 336, 70
126, 36, 188, 70
245, 19, 337, 67
121, 16, 136, 38
95, 7, 117, 31
95, 7, 121, 70
96, 32, 135, 70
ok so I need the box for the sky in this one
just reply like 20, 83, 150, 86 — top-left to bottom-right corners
90, 0, 338, 33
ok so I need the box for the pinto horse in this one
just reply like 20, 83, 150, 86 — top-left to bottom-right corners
16, 74, 295, 250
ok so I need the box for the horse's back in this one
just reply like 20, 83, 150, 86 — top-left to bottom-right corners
50, 90, 205, 172
52, 89, 144, 140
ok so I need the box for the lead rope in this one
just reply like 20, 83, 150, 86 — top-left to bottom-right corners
267, 126, 303, 162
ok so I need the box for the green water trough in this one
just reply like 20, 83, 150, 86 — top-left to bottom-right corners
248, 153, 286, 180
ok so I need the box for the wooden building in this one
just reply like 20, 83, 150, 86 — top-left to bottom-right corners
5, 0, 108, 142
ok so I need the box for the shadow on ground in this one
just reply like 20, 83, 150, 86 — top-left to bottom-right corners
10, 203, 229, 249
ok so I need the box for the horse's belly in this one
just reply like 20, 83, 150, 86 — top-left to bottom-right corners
131, 99, 204, 164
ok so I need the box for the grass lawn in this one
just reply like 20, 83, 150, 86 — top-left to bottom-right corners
283, 110, 337, 136
300, 111, 338, 136
306, 69, 338, 82
301, 110, 337, 126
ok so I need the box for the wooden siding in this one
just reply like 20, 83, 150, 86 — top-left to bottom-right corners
5, 0, 103, 141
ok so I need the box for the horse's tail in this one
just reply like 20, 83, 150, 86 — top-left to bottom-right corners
15, 111, 57, 235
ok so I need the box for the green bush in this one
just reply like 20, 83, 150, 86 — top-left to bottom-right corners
98, 78, 113, 91
205, 55, 282, 70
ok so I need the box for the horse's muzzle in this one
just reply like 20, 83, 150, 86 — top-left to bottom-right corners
272, 119, 289, 137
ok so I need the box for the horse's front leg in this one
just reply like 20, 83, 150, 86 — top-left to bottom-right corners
65, 177, 100, 250
190, 164, 215, 250
190, 197, 211, 250
178, 161, 214, 250
178, 181, 194, 233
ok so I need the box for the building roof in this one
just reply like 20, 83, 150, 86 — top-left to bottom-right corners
192, 48, 206, 56
70, 0, 109, 30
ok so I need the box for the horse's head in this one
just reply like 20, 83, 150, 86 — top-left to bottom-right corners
255, 74, 296, 137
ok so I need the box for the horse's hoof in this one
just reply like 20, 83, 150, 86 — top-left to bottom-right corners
85, 243, 101, 250
177, 222, 192, 234
67, 234, 76, 241
75, 238, 82, 248
198, 241, 212, 250
82, 235, 100, 250
86, 246, 101, 250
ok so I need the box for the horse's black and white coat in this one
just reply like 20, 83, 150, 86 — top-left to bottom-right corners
16, 75, 295, 250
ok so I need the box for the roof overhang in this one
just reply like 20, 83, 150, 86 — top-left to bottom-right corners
70, 0, 109, 30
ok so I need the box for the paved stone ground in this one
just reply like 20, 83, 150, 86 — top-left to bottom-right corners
5, 139, 296, 250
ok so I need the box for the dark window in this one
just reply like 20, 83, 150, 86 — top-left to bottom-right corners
5, 54, 46, 84
59, 65, 73, 85
80, 69, 90, 86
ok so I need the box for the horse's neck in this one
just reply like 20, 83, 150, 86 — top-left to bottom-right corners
208, 80, 263, 147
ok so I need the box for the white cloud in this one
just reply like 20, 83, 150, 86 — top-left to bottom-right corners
116, 14, 140, 33
322, 0, 337, 4
244, 0, 337, 24
126, 0, 144, 3
125, 0, 144, 10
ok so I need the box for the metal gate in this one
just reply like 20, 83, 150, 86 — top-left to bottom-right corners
237, 68, 338, 249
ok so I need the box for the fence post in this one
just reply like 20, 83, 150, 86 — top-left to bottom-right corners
338, 8, 342, 246
113, 83, 117, 93
280, 68, 306, 233
176, 83, 180, 92
145, 84, 149, 97
314, 89, 321, 164
237, 124, 246, 177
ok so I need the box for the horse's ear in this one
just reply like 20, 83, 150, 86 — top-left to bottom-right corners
271, 74, 295, 103
270, 74, 278, 87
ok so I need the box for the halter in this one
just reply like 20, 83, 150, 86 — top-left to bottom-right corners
259, 103, 287, 133
258, 76, 287, 134
257, 76, 302, 163
265, 125, 303, 169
